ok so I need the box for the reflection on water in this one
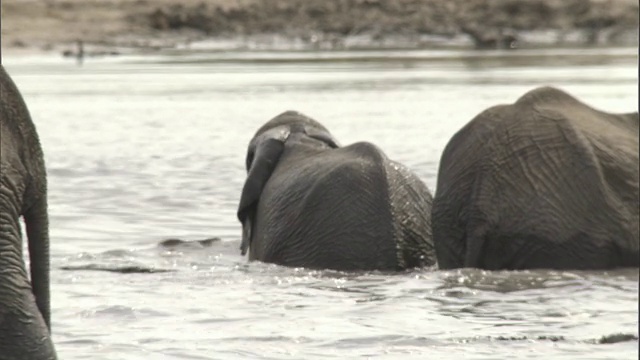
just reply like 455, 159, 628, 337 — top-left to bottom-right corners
4, 48, 638, 359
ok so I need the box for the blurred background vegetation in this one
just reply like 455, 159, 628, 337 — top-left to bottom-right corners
1, 0, 638, 54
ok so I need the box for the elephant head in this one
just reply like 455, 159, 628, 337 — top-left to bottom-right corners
237, 111, 339, 255
236, 111, 434, 271
0, 66, 57, 358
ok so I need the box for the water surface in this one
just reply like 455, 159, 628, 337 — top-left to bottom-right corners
4, 47, 638, 359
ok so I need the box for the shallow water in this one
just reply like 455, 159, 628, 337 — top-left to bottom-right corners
3, 47, 638, 359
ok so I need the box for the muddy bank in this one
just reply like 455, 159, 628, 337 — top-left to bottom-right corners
2, 0, 638, 56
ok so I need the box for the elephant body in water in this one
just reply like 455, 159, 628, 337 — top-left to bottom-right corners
433, 86, 639, 270
237, 111, 435, 271
0, 66, 56, 359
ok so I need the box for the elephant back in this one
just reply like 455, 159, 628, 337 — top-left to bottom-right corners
433, 86, 639, 269
253, 141, 401, 270
522, 87, 639, 244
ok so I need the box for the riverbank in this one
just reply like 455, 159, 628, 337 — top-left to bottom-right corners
2, 0, 638, 57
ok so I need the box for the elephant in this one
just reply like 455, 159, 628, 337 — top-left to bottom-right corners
0, 66, 57, 359
237, 111, 435, 271
432, 86, 639, 270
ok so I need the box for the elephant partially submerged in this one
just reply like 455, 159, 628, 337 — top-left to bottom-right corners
237, 111, 435, 271
433, 86, 639, 270
0, 66, 56, 359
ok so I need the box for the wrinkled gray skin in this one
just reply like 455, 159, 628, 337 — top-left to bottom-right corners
237, 111, 435, 271
433, 86, 639, 270
0, 66, 56, 359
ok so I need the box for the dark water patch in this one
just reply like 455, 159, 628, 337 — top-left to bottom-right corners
60, 238, 234, 275
101, 249, 135, 258
321, 335, 440, 349
309, 283, 379, 295
192, 317, 252, 325
79, 305, 170, 320
48, 167, 79, 177
60, 264, 175, 273
56, 339, 101, 346
208, 350, 285, 360
157, 237, 221, 249
81, 305, 137, 319
136, 338, 164, 344
157, 350, 213, 360
595, 333, 639, 344
157, 238, 242, 261
223, 335, 313, 343
354, 295, 387, 303
69, 252, 97, 260
451, 335, 566, 344
144, 194, 200, 208
494, 335, 565, 342
450, 334, 639, 345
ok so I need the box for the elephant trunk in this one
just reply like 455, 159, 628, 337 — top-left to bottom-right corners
238, 137, 287, 255
25, 196, 51, 331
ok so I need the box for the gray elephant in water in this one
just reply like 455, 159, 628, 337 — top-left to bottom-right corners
237, 111, 435, 271
0, 66, 57, 359
432, 86, 639, 270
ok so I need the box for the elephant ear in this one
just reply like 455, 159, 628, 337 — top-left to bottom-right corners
305, 125, 340, 148
237, 127, 290, 255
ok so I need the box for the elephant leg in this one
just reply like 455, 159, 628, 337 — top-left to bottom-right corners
432, 191, 468, 269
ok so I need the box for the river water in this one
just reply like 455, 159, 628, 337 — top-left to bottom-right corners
3, 47, 638, 359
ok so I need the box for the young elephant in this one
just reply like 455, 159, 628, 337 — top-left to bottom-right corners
433, 86, 639, 270
0, 66, 57, 359
237, 111, 435, 271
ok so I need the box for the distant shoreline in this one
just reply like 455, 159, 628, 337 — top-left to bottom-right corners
2, 0, 638, 58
